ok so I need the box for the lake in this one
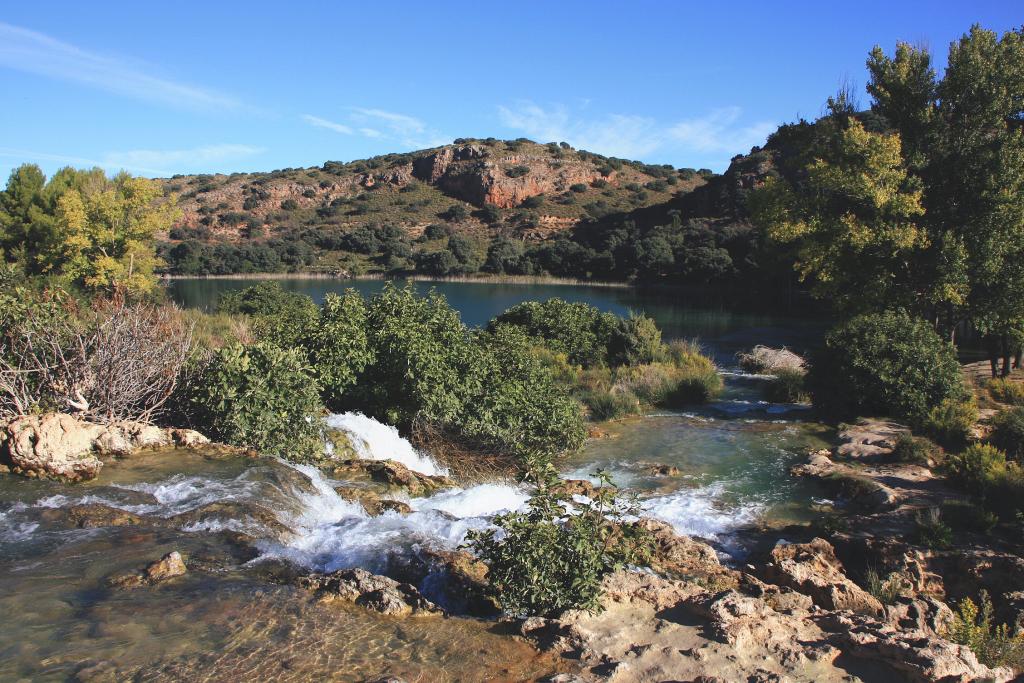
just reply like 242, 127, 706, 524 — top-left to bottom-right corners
166, 277, 826, 366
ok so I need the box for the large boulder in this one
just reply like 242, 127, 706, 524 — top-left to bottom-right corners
2, 413, 104, 480
763, 538, 884, 615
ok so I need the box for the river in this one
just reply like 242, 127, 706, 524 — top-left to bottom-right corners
0, 279, 833, 680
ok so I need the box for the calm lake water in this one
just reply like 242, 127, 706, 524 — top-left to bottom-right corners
167, 278, 826, 365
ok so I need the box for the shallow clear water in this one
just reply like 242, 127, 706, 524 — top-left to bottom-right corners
167, 278, 825, 364
0, 452, 564, 682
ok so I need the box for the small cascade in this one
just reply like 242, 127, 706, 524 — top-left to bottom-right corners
325, 412, 448, 476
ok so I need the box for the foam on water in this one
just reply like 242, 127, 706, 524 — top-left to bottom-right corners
642, 482, 763, 539
325, 412, 447, 476
256, 463, 527, 573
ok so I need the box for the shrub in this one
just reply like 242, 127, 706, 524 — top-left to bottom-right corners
608, 314, 662, 367
808, 311, 965, 424
946, 591, 1024, 671
990, 407, 1024, 461
185, 342, 325, 461
280, 199, 299, 210
521, 195, 543, 208
923, 398, 979, 447
441, 204, 469, 222
583, 389, 640, 421
892, 434, 943, 467
864, 567, 910, 605
0, 286, 192, 423
506, 165, 530, 178
490, 299, 620, 368
941, 499, 999, 534
913, 507, 952, 549
764, 368, 809, 403
737, 345, 805, 374
219, 283, 320, 349
297, 292, 374, 410
569, 183, 588, 193
988, 378, 1024, 405
945, 444, 1009, 494
465, 467, 650, 617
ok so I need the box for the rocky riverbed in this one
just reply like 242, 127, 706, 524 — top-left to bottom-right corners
1, 410, 1022, 682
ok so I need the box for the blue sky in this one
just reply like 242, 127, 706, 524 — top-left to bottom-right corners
0, 2, 1019, 181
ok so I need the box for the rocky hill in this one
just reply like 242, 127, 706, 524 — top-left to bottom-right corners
156, 139, 714, 278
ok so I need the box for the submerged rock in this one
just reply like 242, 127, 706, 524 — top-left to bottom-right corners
299, 567, 442, 617
109, 551, 187, 589
763, 538, 884, 616
65, 503, 146, 529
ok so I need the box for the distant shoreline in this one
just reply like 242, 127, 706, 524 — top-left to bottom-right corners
160, 272, 633, 289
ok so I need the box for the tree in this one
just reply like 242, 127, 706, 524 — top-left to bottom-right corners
0, 166, 179, 294
751, 110, 928, 313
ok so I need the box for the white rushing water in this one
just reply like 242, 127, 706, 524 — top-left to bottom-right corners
325, 412, 448, 476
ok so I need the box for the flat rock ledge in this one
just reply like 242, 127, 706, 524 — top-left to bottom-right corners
0, 412, 211, 481
520, 567, 1014, 683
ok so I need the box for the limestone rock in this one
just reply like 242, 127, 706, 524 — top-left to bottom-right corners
3, 413, 104, 480
66, 503, 146, 528
819, 611, 1014, 683
170, 428, 210, 449
763, 538, 884, 615
299, 567, 441, 617
836, 419, 910, 460
109, 551, 187, 589
632, 518, 737, 588
331, 459, 454, 496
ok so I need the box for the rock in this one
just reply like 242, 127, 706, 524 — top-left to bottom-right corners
298, 568, 441, 617
884, 597, 954, 637
170, 428, 210, 449
819, 611, 1015, 683
377, 499, 411, 514
167, 501, 292, 539
763, 538, 884, 615
834, 418, 911, 461
109, 551, 187, 589
558, 478, 598, 498
639, 462, 680, 477
383, 547, 497, 616
598, 569, 704, 611
65, 503, 146, 528
631, 519, 738, 588
3, 413, 104, 480
331, 459, 454, 497
145, 551, 187, 582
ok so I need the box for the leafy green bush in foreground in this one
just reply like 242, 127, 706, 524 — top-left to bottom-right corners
990, 407, 1024, 461
465, 467, 651, 617
184, 342, 325, 462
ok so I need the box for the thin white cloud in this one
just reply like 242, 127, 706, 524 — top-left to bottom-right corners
302, 114, 354, 135
0, 22, 240, 111
303, 108, 448, 149
0, 144, 264, 177
350, 107, 426, 136
103, 144, 265, 171
497, 100, 775, 169
0, 147, 146, 172
668, 107, 776, 153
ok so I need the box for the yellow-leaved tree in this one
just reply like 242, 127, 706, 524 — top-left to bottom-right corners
49, 171, 179, 295
750, 106, 929, 313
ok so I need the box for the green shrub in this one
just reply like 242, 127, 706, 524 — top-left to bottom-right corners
863, 567, 910, 605
945, 444, 1010, 494
584, 390, 640, 421
490, 299, 620, 368
569, 183, 588, 193
465, 467, 651, 617
913, 507, 952, 549
765, 368, 809, 403
299, 292, 374, 409
185, 342, 325, 461
988, 378, 1024, 405
941, 499, 999, 534
505, 165, 530, 178
990, 407, 1024, 461
808, 311, 965, 424
891, 434, 943, 466
946, 591, 1024, 671
923, 398, 979, 447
